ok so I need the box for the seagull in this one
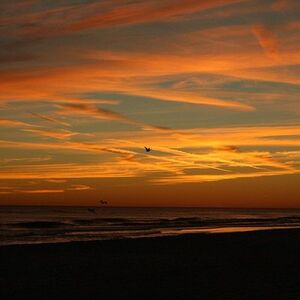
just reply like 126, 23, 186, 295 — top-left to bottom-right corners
99, 200, 108, 205
144, 146, 151, 152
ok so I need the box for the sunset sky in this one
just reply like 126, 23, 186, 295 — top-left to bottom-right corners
1, 0, 300, 207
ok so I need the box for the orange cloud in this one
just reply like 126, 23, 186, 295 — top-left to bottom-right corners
2, 40, 300, 114
145, 90, 250, 113
31, 112, 72, 127
19, 189, 65, 194
272, 0, 299, 11
252, 24, 280, 58
5, 0, 245, 39
46, 179, 67, 183
22, 128, 82, 140
56, 103, 172, 132
57, 103, 136, 124
0, 156, 51, 164
67, 184, 92, 191
151, 169, 298, 185
68, 0, 244, 32
0, 118, 34, 128
0, 124, 299, 185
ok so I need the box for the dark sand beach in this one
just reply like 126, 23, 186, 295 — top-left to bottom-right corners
1, 229, 300, 300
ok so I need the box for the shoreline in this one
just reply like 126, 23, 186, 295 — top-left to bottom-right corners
1, 226, 300, 248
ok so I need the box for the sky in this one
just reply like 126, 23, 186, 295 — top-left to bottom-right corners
0, 0, 300, 207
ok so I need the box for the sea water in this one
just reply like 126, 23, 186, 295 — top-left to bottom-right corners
1, 206, 300, 246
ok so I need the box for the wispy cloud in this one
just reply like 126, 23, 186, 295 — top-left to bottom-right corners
0, 156, 52, 164
67, 0, 245, 32
22, 128, 83, 140
0, 125, 299, 185
19, 189, 65, 194
272, 0, 298, 11
31, 112, 72, 127
57, 103, 136, 124
252, 24, 280, 58
151, 169, 298, 185
119, 87, 254, 111
3, 0, 245, 40
0, 118, 34, 128
46, 179, 67, 183
67, 184, 92, 191
56, 102, 174, 131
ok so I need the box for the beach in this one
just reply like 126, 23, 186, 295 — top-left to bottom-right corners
1, 229, 300, 299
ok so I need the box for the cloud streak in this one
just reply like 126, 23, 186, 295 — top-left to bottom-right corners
252, 24, 280, 58
57, 103, 175, 131
3, 0, 245, 40
0, 118, 34, 128
22, 128, 84, 140
31, 112, 72, 127
0, 125, 299, 186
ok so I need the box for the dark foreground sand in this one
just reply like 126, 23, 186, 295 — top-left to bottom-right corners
1, 229, 300, 300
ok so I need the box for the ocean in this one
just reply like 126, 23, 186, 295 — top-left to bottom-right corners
1, 206, 300, 246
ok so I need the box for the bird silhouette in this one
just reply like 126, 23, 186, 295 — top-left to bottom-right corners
99, 200, 108, 205
144, 146, 151, 152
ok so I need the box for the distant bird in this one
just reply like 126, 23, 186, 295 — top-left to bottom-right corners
144, 146, 151, 152
99, 200, 108, 206
87, 208, 97, 214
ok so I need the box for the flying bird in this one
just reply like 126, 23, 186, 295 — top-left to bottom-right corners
99, 200, 108, 205
144, 146, 151, 152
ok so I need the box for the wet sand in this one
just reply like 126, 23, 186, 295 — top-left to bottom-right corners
1, 229, 300, 299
